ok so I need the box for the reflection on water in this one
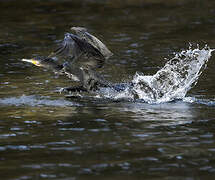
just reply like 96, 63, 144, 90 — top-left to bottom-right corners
119, 101, 194, 126
1, 0, 215, 180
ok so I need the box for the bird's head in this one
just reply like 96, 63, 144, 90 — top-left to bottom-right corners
22, 56, 47, 67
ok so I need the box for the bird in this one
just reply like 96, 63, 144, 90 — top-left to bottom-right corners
22, 27, 113, 92
21, 56, 133, 93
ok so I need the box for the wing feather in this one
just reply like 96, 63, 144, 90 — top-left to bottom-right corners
71, 27, 113, 59
49, 33, 105, 69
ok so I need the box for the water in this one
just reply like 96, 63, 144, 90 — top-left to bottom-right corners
1, 0, 215, 179
98, 46, 213, 103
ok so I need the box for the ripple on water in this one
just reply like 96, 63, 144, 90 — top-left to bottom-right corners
183, 97, 215, 107
0, 95, 80, 107
0, 133, 16, 138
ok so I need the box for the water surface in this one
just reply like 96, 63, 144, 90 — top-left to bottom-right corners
1, 0, 215, 179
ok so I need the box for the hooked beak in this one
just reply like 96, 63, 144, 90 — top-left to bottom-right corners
22, 58, 42, 67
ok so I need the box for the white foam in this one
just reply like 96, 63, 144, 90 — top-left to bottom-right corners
101, 45, 213, 104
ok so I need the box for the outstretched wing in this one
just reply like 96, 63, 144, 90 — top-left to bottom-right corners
49, 34, 78, 58
49, 33, 105, 69
71, 27, 113, 60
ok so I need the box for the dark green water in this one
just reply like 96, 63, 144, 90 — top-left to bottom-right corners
1, 0, 215, 179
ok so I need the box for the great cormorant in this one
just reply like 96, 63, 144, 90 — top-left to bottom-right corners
22, 27, 113, 92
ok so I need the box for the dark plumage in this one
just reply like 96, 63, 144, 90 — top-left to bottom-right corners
71, 27, 113, 60
22, 27, 113, 92
49, 33, 105, 69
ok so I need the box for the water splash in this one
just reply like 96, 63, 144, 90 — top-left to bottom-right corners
101, 45, 214, 103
